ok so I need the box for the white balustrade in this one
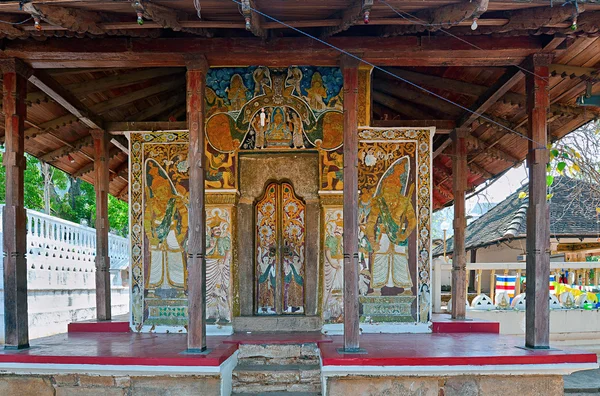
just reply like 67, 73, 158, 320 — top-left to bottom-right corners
0, 204, 129, 274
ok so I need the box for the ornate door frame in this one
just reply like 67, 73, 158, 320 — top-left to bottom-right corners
236, 153, 320, 319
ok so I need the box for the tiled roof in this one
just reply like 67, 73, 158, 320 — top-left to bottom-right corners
433, 177, 600, 256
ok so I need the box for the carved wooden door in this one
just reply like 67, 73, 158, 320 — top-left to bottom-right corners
255, 182, 305, 315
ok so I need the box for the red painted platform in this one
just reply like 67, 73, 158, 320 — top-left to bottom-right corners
431, 313, 500, 334
320, 333, 598, 366
68, 314, 131, 333
0, 333, 236, 367
223, 332, 333, 345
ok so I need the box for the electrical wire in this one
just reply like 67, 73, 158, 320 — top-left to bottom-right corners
227, 0, 545, 149
0, 16, 32, 25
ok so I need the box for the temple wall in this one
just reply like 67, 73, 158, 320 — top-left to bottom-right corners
129, 66, 434, 332
326, 375, 563, 396
0, 374, 221, 396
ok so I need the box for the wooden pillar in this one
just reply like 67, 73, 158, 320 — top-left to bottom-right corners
341, 55, 360, 352
1, 59, 31, 349
186, 56, 208, 352
515, 269, 522, 295
476, 269, 482, 295
490, 270, 496, 303
525, 53, 552, 349
92, 129, 111, 321
451, 128, 469, 320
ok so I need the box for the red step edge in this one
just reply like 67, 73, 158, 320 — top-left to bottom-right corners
68, 321, 131, 333
432, 320, 500, 334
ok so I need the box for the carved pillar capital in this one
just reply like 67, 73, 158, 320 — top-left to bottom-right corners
184, 54, 209, 73
0, 58, 33, 79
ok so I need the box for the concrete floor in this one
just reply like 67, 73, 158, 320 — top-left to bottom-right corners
565, 368, 600, 394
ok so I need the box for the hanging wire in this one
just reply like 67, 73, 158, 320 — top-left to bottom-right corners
377, 0, 551, 83
227, 0, 546, 149
0, 16, 32, 25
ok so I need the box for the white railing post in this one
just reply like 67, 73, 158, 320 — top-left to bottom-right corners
433, 257, 442, 313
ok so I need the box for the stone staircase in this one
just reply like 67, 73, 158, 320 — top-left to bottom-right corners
232, 343, 322, 395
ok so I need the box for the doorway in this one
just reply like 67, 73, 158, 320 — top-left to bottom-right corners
255, 181, 306, 315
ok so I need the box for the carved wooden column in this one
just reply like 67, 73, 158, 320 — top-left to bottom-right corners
1, 59, 31, 349
186, 56, 208, 352
451, 128, 469, 320
525, 53, 552, 349
341, 55, 360, 352
92, 129, 111, 321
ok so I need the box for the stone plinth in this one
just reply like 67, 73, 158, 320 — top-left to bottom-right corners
360, 295, 416, 322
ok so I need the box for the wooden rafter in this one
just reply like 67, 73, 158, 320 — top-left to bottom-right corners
20, 77, 185, 141
21, 3, 155, 37
73, 146, 121, 178
27, 70, 104, 130
110, 135, 129, 155
457, 67, 524, 129
373, 80, 462, 118
131, 94, 186, 122
321, 0, 372, 38
106, 121, 187, 134
466, 135, 519, 164
131, 0, 212, 37
372, 90, 434, 119
381, 68, 591, 117
433, 138, 453, 159
382, 0, 489, 36
372, 119, 455, 133
40, 135, 93, 163
110, 160, 129, 182
241, 0, 266, 38
27, 68, 183, 104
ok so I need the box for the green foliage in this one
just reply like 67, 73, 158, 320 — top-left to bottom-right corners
0, 151, 128, 236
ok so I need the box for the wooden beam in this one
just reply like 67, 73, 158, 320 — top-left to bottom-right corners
381, 68, 588, 117
27, 70, 103, 130
382, 0, 488, 36
131, 0, 212, 37
372, 91, 435, 119
373, 80, 462, 118
451, 128, 469, 320
1, 58, 31, 349
550, 64, 600, 83
110, 159, 129, 182
40, 135, 93, 163
2, 36, 544, 68
186, 56, 208, 352
525, 53, 552, 349
21, 77, 185, 141
241, 0, 266, 38
466, 135, 519, 164
26, 68, 183, 104
321, 0, 372, 38
73, 147, 120, 178
131, 94, 185, 122
341, 54, 361, 352
110, 135, 129, 155
457, 67, 524, 129
106, 121, 187, 134
372, 119, 455, 133
433, 138, 453, 159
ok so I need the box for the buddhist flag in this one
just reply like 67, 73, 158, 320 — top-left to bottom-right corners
495, 275, 516, 298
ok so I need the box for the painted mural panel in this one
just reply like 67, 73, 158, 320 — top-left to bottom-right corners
281, 182, 306, 314
130, 132, 234, 330
357, 128, 432, 324
256, 183, 278, 315
205, 66, 343, 153
322, 207, 344, 323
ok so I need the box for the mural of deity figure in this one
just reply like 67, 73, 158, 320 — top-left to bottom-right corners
305, 72, 327, 111
365, 156, 416, 295
286, 67, 302, 96
322, 151, 343, 190
257, 247, 276, 314
205, 208, 232, 323
253, 66, 271, 96
290, 112, 305, 149
144, 160, 188, 290
205, 149, 234, 189
226, 74, 248, 111
323, 212, 344, 321
265, 107, 292, 147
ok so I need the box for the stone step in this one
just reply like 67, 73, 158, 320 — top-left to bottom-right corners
232, 364, 321, 394
237, 343, 320, 366
233, 383, 321, 394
